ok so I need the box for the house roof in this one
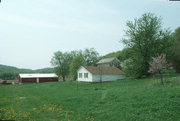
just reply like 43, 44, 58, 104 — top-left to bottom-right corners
97, 57, 120, 64
83, 66, 124, 75
19, 73, 58, 78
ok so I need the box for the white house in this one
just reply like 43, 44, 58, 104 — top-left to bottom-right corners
77, 66, 125, 82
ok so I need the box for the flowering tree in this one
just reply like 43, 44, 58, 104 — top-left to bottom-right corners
148, 54, 169, 85
122, 13, 172, 78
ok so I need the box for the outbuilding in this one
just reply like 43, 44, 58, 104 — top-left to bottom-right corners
97, 57, 121, 68
19, 73, 58, 83
77, 66, 125, 82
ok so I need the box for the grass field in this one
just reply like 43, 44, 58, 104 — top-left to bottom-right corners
0, 75, 180, 121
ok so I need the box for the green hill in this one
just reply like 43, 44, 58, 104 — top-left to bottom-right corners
0, 64, 54, 73
102, 51, 121, 58
0, 64, 54, 80
33, 67, 54, 73
0, 76, 180, 121
101, 48, 133, 62
0, 64, 33, 73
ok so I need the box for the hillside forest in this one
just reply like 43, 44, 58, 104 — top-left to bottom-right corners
0, 13, 180, 81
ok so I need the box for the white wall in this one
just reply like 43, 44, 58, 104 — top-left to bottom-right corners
93, 75, 125, 82
77, 67, 93, 82
77, 66, 125, 82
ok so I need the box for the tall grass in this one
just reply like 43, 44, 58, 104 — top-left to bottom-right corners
0, 75, 180, 121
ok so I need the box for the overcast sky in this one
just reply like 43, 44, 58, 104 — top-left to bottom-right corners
0, 0, 180, 69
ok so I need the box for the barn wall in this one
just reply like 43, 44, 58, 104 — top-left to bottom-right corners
77, 67, 93, 82
39, 77, 58, 82
21, 78, 36, 83
92, 75, 125, 82
20, 77, 58, 83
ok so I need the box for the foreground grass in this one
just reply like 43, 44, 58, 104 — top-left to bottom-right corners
0, 76, 180, 121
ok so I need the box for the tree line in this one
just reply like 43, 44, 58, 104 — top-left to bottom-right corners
1, 13, 178, 81
120, 13, 180, 78
51, 13, 180, 80
0, 65, 55, 80
0, 72, 18, 80
51, 48, 99, 81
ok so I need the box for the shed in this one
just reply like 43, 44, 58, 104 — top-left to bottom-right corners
97, 57, 121, 68
19, 73, 58, 83
77, 66, 125, 82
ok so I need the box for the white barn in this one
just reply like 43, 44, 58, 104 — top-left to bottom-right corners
77, 66, 125, 82
19, 73, 58, 83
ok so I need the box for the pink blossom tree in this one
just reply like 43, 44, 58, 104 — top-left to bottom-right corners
148, 54, 169, 85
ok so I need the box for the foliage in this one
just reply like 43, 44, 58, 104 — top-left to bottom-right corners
0, 72, 18, 80
51, 51, 73, 81
83, 48, 99, 66
101, 51, 121, 59
123, 56, 145, 78
70, 56, 85, 80
0, 48, 99, 81
0, 64, 54, 78
122, 13, 172, 78
117, 48, 134, 62
0, 76, 180, 121
0, 64, 33, 73
33, 68, 54, 73
170, 27, 180, 72
68, 48, 99, 66
51, 48, 99, 81
148, 54, 169, 84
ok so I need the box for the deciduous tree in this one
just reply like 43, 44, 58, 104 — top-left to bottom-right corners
70, 56, 85, 80
50, 48, 99, 81
51, 51, 72, 81
83, 48, 99, 66
170, 27, 180, 72
122, 13, 172, 78
148, 54, 169, 85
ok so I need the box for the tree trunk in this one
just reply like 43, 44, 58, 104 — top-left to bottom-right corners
160, 72, 164, 85
62, 76, 65, 81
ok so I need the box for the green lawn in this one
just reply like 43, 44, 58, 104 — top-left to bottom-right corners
0, 76, 180, 121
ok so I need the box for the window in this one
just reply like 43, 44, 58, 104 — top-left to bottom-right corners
84, 73, 88, 78
79, 73, 82, 78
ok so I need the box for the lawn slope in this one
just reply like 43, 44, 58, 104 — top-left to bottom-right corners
0, 76, 180, 121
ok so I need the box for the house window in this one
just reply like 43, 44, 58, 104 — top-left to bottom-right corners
84, 73, 88, 78
79, 73, 82, 78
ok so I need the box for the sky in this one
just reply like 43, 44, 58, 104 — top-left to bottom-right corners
0, 0, 180, 69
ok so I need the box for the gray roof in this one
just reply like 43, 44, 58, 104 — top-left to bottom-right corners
97, 57, 120, 64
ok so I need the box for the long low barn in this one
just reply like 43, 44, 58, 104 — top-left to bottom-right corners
19, 73, 58, 83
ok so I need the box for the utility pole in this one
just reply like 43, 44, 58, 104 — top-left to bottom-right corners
99, 66, 102, 86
